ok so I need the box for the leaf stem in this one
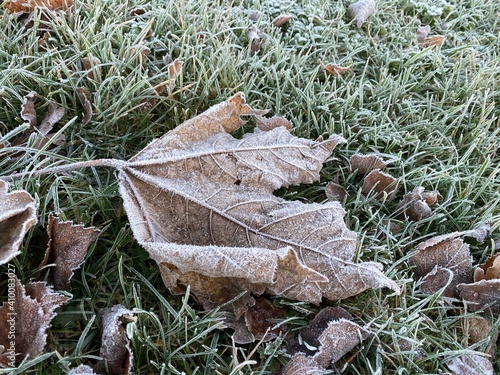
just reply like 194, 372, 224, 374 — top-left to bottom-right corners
0, 158, 128, 181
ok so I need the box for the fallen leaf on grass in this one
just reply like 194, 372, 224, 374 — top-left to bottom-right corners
350, 154, 388, 174
166, 59, 183, 94
283, 353, 324, 375
457, 279, 500, 316
272, 14, 294, 27
417, 26, 445, 49
95, 305, 137, 375
464, 315, 497, 357
81, 57, 101, 81
300, 307, 353, 350
396, 187, 441, 221
0, 277, 69, 366
410, 232, 473, 297
416, 25, 431, 43
361, 169, 398, 199
21, 91, 37, 128
76, 87, 93, 126
248, 26, 262, 55
347, 0, 376, 28
3, 0, 74, 13
68, 365, 97, 374
320, 61, 350, 77
0, 180, 37, 265
325, 180, 347, 202
255, 114, 292, 131
39, 215, 100, 290
446, 354, 494, 375
118, 93, 399, 317
473, 253, 499, 281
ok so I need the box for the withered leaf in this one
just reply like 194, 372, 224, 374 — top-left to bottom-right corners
397, 186, 441, 221
420, 35, 445, 49
361, 169, 398, 199
325, 180, 347, 203
81, 57, 101, 81
464, 315, 497, 357
38, 101, 65, 136
272, 14, 294, 27
474, 253, 500, 281
118, 93, 399, 315
4, 0, 74, 13
21, 91, 37, 128
320, 61, 350, 77
95, 305, 137, 375
347, 0, 376, 28
416, 25, 431, 44
166, 58, 183, 94
68, 365, 98, 375
457, 279, 500, 316
248, 26, 262, 55
446, 354, 494, 375
282, 353, 324, 375
410, 232, 474, 297
255, 114, 292, 131
300, 307, 353, 350
228, 297, 287, 344
0, 277, 69, 366
0, 180, 37, 265
40, 215, 100, 290
350, 154, 388, 174
76, 87, 93, 126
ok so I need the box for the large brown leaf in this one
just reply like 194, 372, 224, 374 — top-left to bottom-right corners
117, 93, 399, 310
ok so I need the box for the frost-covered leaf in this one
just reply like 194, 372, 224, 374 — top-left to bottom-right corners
457, 280, 500, 316
117, 93, 399, 316
282, 353, 324, 375
320, 61, 350, 77
474, 253, 500, 281
272, 14, 294, 27
40, 215, 100, 290
347, 0, 376, 28
446, 354, 494, 375
4, 0, 74, 13
68, 365, 97, 375
255, 114, 292, 131
76, 87, 93, 126
0, 180, 37, 265
410, 232, 473, 297
397, 187, 441, 221
20, 91, 37, 128
248, 26, 262, 55
0, 277, 69, 366
350, 154, 388, 174
95, 305, 137, 375
325, 180, 347, 203
361, 169, 398, 199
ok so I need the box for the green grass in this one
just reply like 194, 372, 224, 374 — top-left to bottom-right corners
0, 0, 499, 373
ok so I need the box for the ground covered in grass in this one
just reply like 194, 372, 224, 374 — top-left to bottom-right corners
0, 0, 499, 373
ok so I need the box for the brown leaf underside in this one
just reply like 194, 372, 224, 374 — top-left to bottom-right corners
117, 93, 399, 311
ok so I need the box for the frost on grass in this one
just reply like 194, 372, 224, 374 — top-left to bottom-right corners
117, 93, 399, 316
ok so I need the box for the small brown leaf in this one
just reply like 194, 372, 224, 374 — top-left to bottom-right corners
68, 365, 98, 374
255, 114, 292, 131
464, 315, 497, 357
325, 181, 347, 202
248, 26, 262, 55
350, 154, 388, 174
248, 10, 261, 23
167, 59, 183, 93
3, 0, 74, 13
320, 61, 350, 77
347, 0, 376, 28
0, 180, 37, 265
419, 35, 445, 49
76, 87, 93, 126
410, 233, 474, 297
21, 91, 37, 129
81, 57, 101, 81
419, 266, 455, 297
474, 253, 500, 281
300, 307, 353, 349
95, 305, 137, 375
397, 187, 441, 221
38, 102, 65, 136
446, 354, 494, 375
40, 215, 100, 290
0, 277, 69, 366
272, 14, 294, 27
457, 280, 500, 316
361, 169, 399, 199
416, 25, 431, 44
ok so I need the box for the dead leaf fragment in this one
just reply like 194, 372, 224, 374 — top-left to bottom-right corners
95, 305, 137, 375
0, 180, 37, 265
166, 59, 183, 94
325, 180, 347, 202
361, 169, 398, 199
117, 93, 399, 317
21, 91, 37, 128
76, 87, 93, 126
40, 215, 100, 290
282, 353, 324, 375
446, 354, 494, 375
397, 187, 441, 221
347, 0, 376, 28
416, 25, 431, 44
350, 154, 388, 174
474, 253, 500, 281
0, 277, 69, 366
68, 365, 98, 374
272, 14, 294, 27
464, 315, 497, 357
300, 307, 353, 349
248, 26, 262, 55
420, 35, 445, 49
81, 57, 101, 81
457, 280, 500, 316
38, 102, 65, 136
254, 114, 292, 131
320, 61, 350, 77
410, 232, 473, 297
4, 0, 74, 13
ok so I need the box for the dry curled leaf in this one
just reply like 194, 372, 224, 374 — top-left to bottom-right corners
474, 253, 500, 281
0, 277, 69, 366
347, 0, 376, 28
320, 61, 350, 77
325, 180, 347, 203
410, 232, 474, 297
420, 35, 445, 49
81, 57, 101, 81
76, 87, 93, 126
361, 169, 398, 199
397, 186, 441, 221
68, 365, 98, 375
21, 91, 37, 128
282, 353, 324, 375
457, 279, 500, 317
166, 58, 183, 94
255, 114, 292, 131
464, 315, 497, 357
272, 14, 294, 27
446, 354, 494, 375
117, 93, 399, 317
4, 0, 74, 13
416, 25, 431, 43
350, 154, 388, 174
95, 305, 137, 375
40, 215, 100, 290
248, 26, 262, 55
0, 180, 37, 265
300, 307, 353, 350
